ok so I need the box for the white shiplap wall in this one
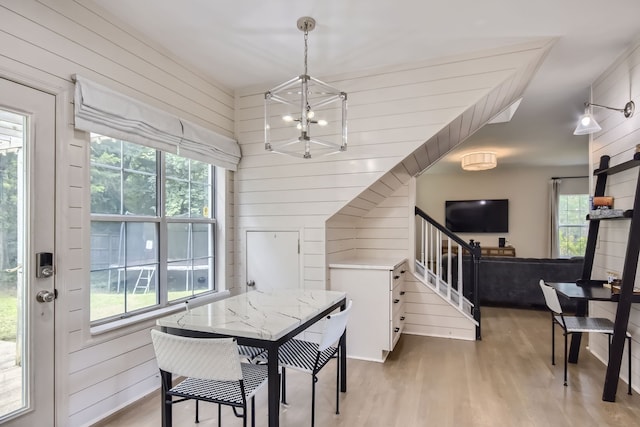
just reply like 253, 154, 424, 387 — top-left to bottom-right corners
587, 37, 640, 393
0, 1, 236, 425
320, 42, 552, 339
236, 41, 552, 342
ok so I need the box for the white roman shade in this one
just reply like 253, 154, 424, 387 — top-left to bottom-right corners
73, 75, 241, 170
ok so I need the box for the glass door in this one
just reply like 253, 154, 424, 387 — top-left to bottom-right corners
0, 78, 56, 426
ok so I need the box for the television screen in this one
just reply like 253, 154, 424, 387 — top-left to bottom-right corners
445, 199, 508, 233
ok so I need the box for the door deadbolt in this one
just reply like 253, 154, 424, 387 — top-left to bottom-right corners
36, 252, 54, 278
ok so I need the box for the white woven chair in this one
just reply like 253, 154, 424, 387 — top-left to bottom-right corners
539, 280, 632, 393
150, 329, 269, 427
278, 300, 353, 427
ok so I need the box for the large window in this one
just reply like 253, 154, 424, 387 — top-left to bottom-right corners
557, 194, 589, 258
89, 134, 216, 323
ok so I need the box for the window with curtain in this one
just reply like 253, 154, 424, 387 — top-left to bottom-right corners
89, 133, 216, 323
557, 194, 589, 258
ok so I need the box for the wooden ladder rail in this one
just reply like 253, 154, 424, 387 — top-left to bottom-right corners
603, 157, 640, 401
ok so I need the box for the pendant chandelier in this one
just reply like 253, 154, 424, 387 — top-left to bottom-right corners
264, 17, 347, 159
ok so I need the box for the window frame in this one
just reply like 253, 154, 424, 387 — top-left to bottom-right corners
556, 193, 589, 258
89, 135, 218, 326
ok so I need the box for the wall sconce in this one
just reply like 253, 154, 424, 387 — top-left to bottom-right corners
461, 152, 497, 171
573, 101, 635, 135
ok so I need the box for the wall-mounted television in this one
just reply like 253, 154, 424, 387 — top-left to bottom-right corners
445, 199, 508, 233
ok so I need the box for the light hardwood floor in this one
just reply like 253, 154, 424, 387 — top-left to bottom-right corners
94, 307, 640, 427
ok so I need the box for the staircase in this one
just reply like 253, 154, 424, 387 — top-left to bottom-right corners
414, 207, 481, 339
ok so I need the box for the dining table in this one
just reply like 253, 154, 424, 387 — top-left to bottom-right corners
156, 288, 348, 427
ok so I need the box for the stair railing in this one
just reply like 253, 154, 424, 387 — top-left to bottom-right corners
414, 207, 482, 339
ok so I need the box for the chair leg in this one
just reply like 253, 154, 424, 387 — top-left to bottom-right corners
243, 404, 247, 427
628, 335, 632, 395
281, 367, 287, 404
564, 332, 568, 386
335, 356, 340, 415
551, 317, 556, 366
195, 400, 199, 423
312, 375, 318, 427
252, 396, 256, 427
218, 403, 221, 427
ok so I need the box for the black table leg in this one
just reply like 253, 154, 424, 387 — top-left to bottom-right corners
568, 299, 588, 363
339, 331, 347, 392
160, 370, 172, 427
267, 344, 280, 427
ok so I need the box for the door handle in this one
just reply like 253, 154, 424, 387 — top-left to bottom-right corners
247, 280, 256, 287
36, 290, 56, 303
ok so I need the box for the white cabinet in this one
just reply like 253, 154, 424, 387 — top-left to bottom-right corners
329, 258, 407, 362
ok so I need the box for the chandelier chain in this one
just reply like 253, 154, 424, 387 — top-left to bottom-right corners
303, 28, 309, 76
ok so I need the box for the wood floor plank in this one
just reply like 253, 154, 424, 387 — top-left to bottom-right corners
92, 307, 640, 427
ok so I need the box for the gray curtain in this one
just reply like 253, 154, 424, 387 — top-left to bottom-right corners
549, 178, 561, 258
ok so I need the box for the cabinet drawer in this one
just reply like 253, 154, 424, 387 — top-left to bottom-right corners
391, 263, 406, 290
390, 311, 406, 349
391, 283, 405, 316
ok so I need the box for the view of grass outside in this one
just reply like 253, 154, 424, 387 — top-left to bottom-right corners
90, 290, 193, 321
0, 290, 17, 342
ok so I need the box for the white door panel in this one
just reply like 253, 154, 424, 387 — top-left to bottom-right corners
0, 78, 55, 426
246, 231, 299, 291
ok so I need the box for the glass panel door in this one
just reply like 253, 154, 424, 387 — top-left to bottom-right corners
0, 109, 26, 418
0, 79, 56, 426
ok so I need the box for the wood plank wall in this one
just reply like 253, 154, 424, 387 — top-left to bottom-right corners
236, 43, 552, 344
0, 1, 236, 426
236, 41, 553, 302
588, 37, 640, 391
0, 1, 555, 424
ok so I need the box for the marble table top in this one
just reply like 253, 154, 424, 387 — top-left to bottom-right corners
156, 289, 346, 341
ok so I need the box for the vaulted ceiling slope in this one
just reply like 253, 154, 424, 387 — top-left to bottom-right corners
331, 40, 553, 220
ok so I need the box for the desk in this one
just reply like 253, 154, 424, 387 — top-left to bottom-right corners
156, 289, 348, 427
549, 281, 613, 363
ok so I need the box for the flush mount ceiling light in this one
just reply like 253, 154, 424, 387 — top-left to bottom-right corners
573, 101, 635, 135
461, 152, 497, 171
264, 17, 347, 159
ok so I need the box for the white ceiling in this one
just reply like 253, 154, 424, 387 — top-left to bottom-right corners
90, 0, 640, 174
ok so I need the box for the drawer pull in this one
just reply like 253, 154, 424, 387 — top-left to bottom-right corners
394, 327, 400, 333
400, 316, 405, 321
393, 299, 400, 303
394, 275, 400, 280
401, 270, 406, 274
400, 291, 405, 295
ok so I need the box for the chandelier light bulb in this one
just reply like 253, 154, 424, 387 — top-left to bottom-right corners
282, 115, 294, 122
317, 119, 328, 126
